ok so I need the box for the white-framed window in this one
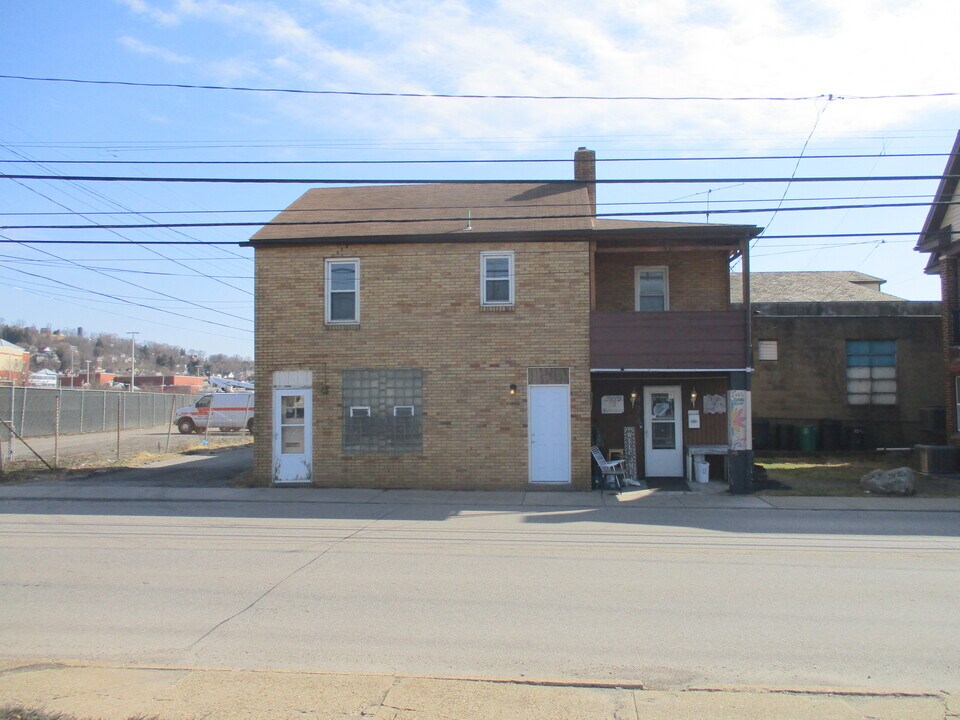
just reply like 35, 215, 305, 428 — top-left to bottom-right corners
325, 258, 359, 324
634, 266, 669, 312
758, 340, 779, 361
393, 405, 415, 417
349, 406, 371, 417
481, 251, 514, 306
846, 340, 896, 405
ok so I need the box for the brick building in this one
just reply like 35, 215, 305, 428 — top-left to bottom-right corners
0, 339, 30, 384
247, 149, 759, 491
916, 130, 960, 445
732, 273, 942, 449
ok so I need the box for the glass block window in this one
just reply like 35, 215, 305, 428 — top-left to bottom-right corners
635, 267, 669, 312
481, 251, 514, 306
343, 369, 423, 453
846, 340, 896, 405
325, 258, 359, 324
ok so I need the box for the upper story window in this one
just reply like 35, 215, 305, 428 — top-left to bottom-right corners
635, 266, 669, 312
846, 340, 896, 405
481, 251, 514, 306
757, 340, 779, 361
325, 259, 359, 324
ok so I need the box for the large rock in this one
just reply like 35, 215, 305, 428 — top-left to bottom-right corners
859, 467, 916, 496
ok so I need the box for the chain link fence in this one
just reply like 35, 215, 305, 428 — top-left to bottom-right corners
0, 385, 194, 441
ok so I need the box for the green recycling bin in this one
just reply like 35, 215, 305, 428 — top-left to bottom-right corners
797, 424, 818, 452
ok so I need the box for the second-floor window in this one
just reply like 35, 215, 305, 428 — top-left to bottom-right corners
635, 266, 669, 311
481, 251, 514, 306
325, 259, 359, 324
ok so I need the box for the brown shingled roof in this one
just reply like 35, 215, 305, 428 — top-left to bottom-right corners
251, 183, 595, 241
731, 271, 903, 302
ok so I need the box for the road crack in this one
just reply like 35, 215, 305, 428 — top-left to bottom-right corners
187, 506, 397, 648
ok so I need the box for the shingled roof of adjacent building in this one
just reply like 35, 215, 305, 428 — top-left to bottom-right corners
731, 271, 904, 303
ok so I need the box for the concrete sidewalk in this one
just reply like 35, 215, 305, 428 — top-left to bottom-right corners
0, 660, 952, 720
2, 477, 960, 511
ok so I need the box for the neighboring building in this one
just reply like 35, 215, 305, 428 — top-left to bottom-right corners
110, 374, 207, 393
916, 130, 960, 445
247, 149, 760, 491
28, 368, 58, 387
732, 273, 942, 449
0, 340, 30, 384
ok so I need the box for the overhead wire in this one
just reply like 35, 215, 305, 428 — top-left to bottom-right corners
2, 73, 958, 102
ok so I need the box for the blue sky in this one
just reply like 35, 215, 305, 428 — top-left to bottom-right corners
1, 0, 957, 358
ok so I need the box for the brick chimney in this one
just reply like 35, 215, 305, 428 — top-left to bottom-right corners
574, 147, 596, 217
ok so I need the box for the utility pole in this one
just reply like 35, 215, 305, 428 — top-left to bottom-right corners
85, 360, 92, 387
128, 331, 139, 391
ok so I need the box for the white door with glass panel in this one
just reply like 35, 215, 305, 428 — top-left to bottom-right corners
273, 388, 312, 484
528, 384, 571, 483
643, 386, 683, 476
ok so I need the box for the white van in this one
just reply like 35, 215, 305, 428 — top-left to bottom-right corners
175, 392, 254, 434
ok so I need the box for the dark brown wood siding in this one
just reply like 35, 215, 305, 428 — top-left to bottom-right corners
590, 310, 747, 369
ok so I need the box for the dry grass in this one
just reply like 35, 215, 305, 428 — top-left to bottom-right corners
1, 706, 157, 720
756, 451, 960, 497
0, 436, 252, 485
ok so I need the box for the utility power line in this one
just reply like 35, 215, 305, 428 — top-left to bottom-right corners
2, 74, 957, 102
0, 152, 950, 165
2, 173, 952, 184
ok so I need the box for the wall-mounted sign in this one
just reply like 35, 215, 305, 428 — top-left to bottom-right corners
727, 390, 752, 450
704, 394, 727, 414
601, 395, 624, 414
687, 410, 701, 429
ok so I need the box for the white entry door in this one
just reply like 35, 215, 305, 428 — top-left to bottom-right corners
643, 386, 683, 477
273, 388, 312, 484
528, 384, 571, 483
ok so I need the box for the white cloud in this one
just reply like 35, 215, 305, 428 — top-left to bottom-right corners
117, 0, 181, 26
119, 35, 193, 64
116, 0, 960, 148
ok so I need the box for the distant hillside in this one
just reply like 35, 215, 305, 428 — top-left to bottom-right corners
0, 323, 252, 379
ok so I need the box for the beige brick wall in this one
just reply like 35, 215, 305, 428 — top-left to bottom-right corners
594, 250, 730, 312
254, 241, 592, 490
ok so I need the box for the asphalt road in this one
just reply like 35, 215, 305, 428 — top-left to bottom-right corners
0, 478, 958, 692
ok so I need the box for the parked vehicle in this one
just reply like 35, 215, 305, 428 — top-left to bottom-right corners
175, 392, 254, 434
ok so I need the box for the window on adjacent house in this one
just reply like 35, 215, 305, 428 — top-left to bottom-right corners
481, 251, 514, 306
343, 369, 423, 453
635, 267, 669, 311
846, 340, 896, 405
758, 340, 778, 361
325, 259, 359, 324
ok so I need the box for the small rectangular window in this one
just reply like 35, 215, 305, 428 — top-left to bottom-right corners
325, 258, 359, 324
393, 405, 415, 417
758, 340, 778, 361
481, 251, 514, 306
349, 406, 371, 417
635, 266, 668, 312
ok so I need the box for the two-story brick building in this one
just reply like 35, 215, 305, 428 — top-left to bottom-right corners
247, 149, 760, 491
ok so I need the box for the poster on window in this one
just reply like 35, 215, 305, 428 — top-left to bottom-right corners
727, 390, 752, 450
601, 395, 624, 414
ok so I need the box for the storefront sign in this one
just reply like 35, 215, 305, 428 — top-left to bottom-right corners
601, 395, 624, 414
727, 390, 752, 450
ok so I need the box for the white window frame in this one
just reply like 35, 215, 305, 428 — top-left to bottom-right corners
634, 266, 669, 312
325, 258, 360, 325
393, 405, 415, 417
480, 251, 515, 306
349, 405, 371, 417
